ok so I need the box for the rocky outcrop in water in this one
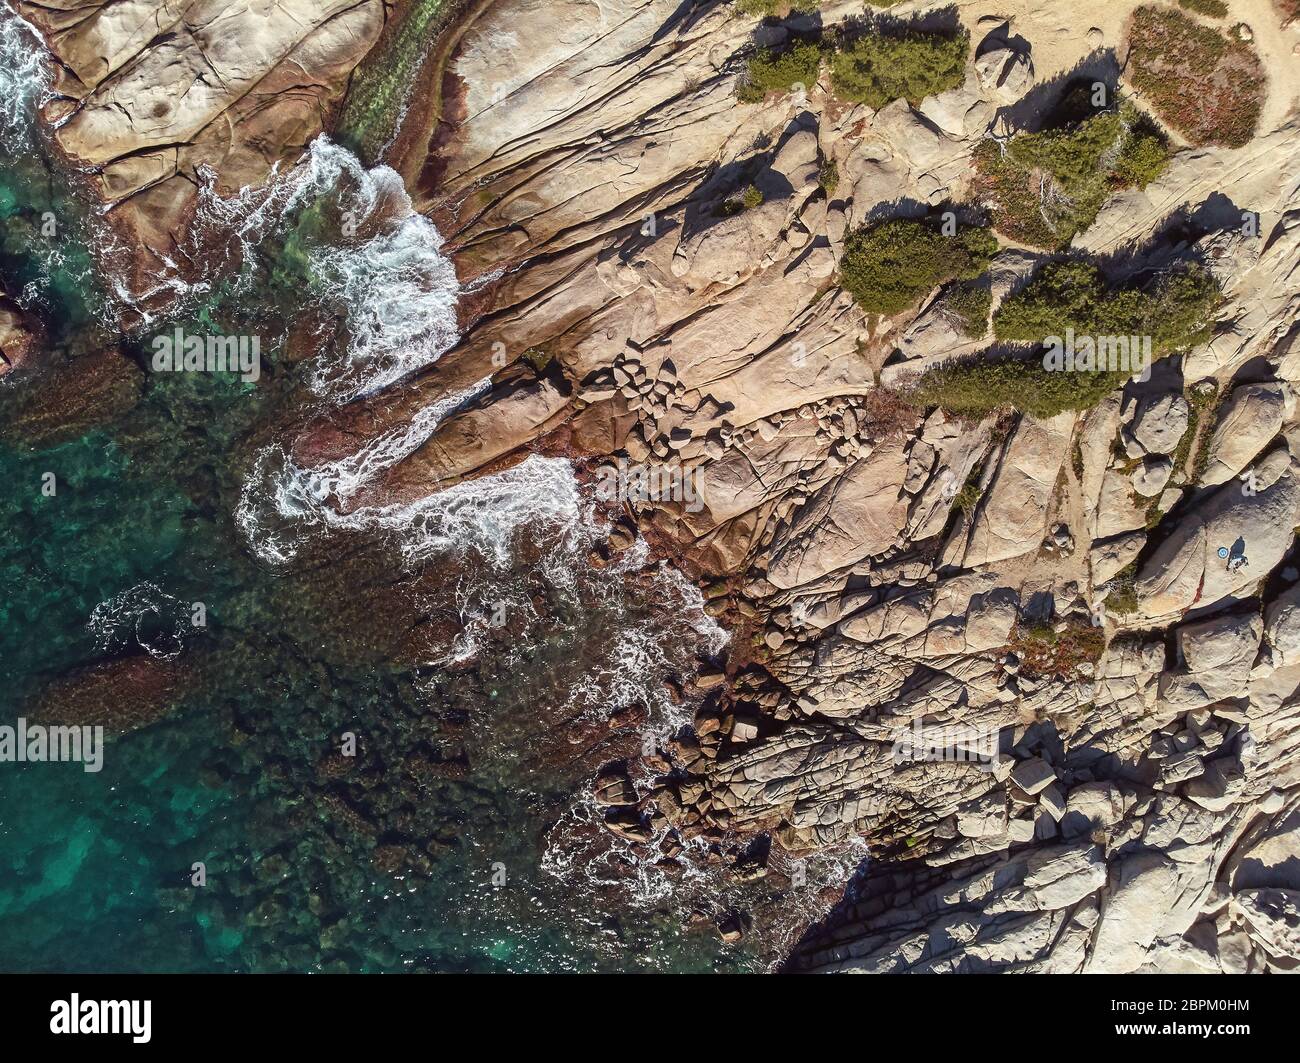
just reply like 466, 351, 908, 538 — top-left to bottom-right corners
15, 0, 388, 300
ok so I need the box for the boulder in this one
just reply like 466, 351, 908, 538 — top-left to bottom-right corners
1201, 383, 1290, 486
1091, 531, 1146, 585
1011, 757, 1056, 795
1136, 446, 1300, 618
954, 412, 1074, 568
1158, 611, 1263, 711
767, 439, 909, 590
1125, 392, 1190, 457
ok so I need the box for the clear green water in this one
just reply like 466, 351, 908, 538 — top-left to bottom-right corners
0, 26, 768, 972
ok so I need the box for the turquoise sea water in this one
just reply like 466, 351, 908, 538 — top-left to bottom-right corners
0, 11, 776, 972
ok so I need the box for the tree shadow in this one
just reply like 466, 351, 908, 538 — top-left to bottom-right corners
974, 19, 1031, 60
650, 0, 727, 45
837, 3, 963, 41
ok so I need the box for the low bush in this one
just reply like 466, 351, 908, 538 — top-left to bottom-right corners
736, 0, 784, 15
943, 282, 992, 338
904, 260, 1221, 418
993, 259, 1219, 354
839, 219, 998, 315
737, 42, 822, 102
818, 160, 839, 195
973, 104, 1170, 248
953, 472, 983, 516
905, 353, 1129, 419
1127, 6, 1264, 147
1106, 561, 1141, 615
1011, 618, 1107, 678
829, 30, 969, 109
1176, 0, 1229, 16
735, 0, 824, 16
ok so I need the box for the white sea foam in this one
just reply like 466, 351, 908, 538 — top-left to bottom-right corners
212, 127, 742, 944
235, 377, 549, 567
87, 581, 190, 660
540, 800, 869, 968
145, 137, 461, 399
307, 377, 490, 510
560, 556, 726, 734
0, 8, 51, 150
306, 213, 460, 400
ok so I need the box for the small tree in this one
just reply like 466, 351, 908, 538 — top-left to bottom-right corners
829, 31, 969, 109
737, 42, 822, 103
839, 219, 998, 315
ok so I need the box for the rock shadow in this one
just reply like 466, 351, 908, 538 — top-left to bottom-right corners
993, 50, 1123, 135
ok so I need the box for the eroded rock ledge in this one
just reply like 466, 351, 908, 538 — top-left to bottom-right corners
17, 0, 388, 299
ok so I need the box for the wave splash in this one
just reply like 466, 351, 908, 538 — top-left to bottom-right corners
154, 136, 461, 401
87, 581, 191, 660
0, 9, 50, 151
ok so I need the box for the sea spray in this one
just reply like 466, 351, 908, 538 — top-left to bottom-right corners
0, 7, 51, 150
236, 377, 493, 564
161, 136, 460, 399
87, 582, 191, 660
0, 8, 113, 330
212, 128, 752, 965
540, 802, 869, 970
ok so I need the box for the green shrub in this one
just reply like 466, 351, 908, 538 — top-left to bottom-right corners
1106, 561, 1140, 614
943, 282, 992, 338
974, 105, 1170, 248
993, 261, 1115, 343
829, 31, 969, 109
737, 42, 822, 102
1146, 263, 1222, 353
905, 260, 1222, 418
1176, 0, 1229, 16
1113, 126, 1169, 186
906, 354, 1129, 419
818, 160, 839, 195
992, 260, 1218, 356
1011, 617, 1106, 678
1172, 382, 1220, 481
735, 0, 823, 15
953, 476, 983, 516
839, 219, 998, 315
718, 183, 765, 215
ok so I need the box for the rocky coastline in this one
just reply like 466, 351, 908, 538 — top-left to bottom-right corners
11, 0, 1300, 971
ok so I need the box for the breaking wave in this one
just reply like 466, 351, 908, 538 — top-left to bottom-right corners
0, 8, 50, 150
540, 802, 869, 970
151, 136, 460, 400
213, 120, 740, 964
